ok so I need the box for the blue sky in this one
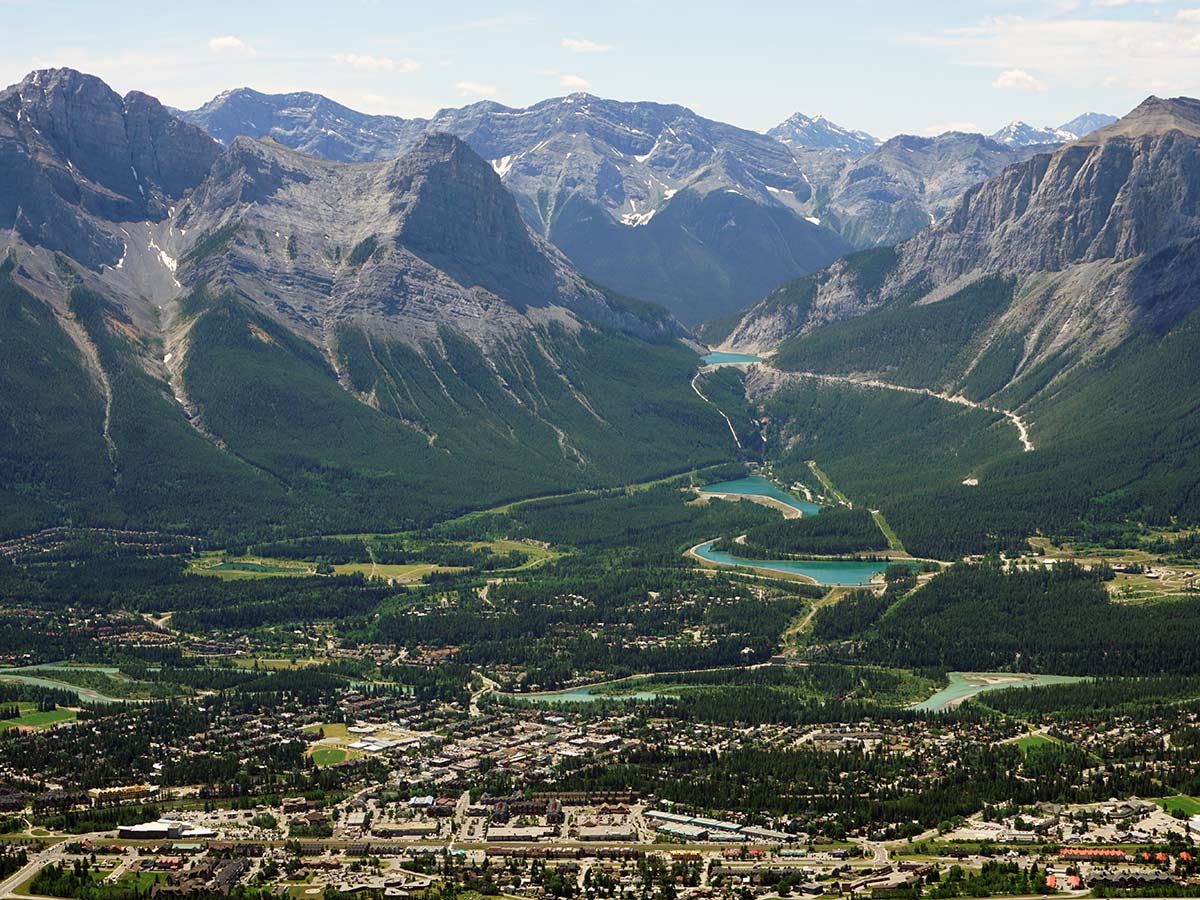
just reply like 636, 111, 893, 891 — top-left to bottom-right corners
5, 0, 1200, 137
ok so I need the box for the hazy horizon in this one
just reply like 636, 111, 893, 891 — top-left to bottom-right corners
6, 0, 1200, 138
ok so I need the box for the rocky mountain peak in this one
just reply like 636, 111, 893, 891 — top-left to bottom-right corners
0, 68, 218, 269
767, 111, 879, 157
2, 67, 216, 214
990, 120, 1076, 147
386, 133, 562, 309
1080, 95, 1200, 143
1058, 111, 1117, 138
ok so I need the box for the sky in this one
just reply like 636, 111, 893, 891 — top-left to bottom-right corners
4, 0, 1200, 138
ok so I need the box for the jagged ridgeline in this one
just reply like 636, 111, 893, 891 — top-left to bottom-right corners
177, 87, 854, 324
0, 69, 736, 540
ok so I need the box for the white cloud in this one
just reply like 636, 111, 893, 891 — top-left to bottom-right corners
921, 121, 982, 136
910, 13, 1200, 97
559, 74, 590, 89
992, 68, 1048, 91
455, 80, 497, 97
207, 35, 254, 56
561, 37, 612, 53
333, 53, 420, 73
1177, 8, 1200, 20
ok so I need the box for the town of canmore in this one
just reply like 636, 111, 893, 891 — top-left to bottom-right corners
4, 3, 1200, 900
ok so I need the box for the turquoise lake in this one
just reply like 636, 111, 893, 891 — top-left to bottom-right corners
700, 476, 821, 516
692, 540, 892, 586
701, 351, 764, 365
694, 476, 894, 585
501, 675, 668, 705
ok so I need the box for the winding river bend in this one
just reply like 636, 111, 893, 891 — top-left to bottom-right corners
0, 664, 128, 704
909, 672, 1086, 711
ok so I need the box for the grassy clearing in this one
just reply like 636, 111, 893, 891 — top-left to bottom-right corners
1157, 795, 1200, 817
0, 703, 76, 730
1013, 733, 1059, 753
470, 539, 560, 570
871, 510, 906, 553
117, 872, 167, 890
228, 656, 323, 671
807, 460, 852, 506
189, 556, 312, 579
303, 722, 349, 739
195, 540, 552, 586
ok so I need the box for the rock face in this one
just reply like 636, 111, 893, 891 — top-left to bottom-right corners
895, 97, 1200, 286
726, 96, 1200, 392
0, 68, 217, 268
766, 112, 879, 158
174, 132, 667, 345
180, 88, 852, 323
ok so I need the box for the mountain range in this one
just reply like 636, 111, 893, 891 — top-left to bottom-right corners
180, 89, 851, 324
990, 112, 1119, 147
177, 87, 1115, 322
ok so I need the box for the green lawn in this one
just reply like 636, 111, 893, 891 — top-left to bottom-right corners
303, 722, 348, 739
309, 747, 348, 766
0, 703, 76, 730
117, 871, 167, 890
1158, 794, 1200, 817
1013, 734, 1060, 753
287, 885, 325, 899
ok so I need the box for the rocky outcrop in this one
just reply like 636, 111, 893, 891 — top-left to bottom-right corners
892, 97, 1200, 288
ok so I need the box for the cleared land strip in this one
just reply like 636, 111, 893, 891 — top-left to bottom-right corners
807, 460, 907, 555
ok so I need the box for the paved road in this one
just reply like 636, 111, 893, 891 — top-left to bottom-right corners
0, 839, 66, 899
469, 671, 499, 717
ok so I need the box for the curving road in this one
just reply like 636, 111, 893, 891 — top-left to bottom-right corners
781, 371, 1035, 452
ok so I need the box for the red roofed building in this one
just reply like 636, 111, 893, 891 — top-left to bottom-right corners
1061, 848, 1128, 862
